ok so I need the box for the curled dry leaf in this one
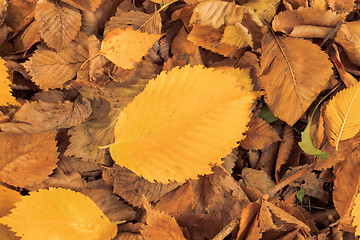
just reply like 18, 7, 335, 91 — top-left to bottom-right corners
335, 20, 360, 66
104, 10, 162, 36
140, 198, 187, 240
100, 28, 161, 69
112, 165, 180, 207
109, 65, 255, 183
22, 42, 88, 90
240, 116, 281, 150
272, 7, 344, 38
324, 82, 360, 150
35, 0, 81, 50
0, 188, 118, 240
0, 57, 19, 106
259, 27, 333, 126
0, 131, 58, 188
0, 97, 92, 134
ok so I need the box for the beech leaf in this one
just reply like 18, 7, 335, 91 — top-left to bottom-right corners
35, 0, 82, 50
100, 28, 161, 69
259, 27, 333, 126
109, 65, 256, 183
0, 188, 118, 240
324, 82, 360, 150
0, 58, 19, 106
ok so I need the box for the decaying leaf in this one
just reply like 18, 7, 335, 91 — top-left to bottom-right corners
0, 188, 118, 240
259, 27, 333, 125
324, 82, 360, 150
140, 198, 187, 240
22, 42, 88, 90
272, 7, 344, 38
0, 97, 92, 134
100, 28, 161, 69
35, 0, 82, 50
241, 116, 281, 150
109, 65, 256, 183
0, 131, 58, 188
335, 20, 360, 66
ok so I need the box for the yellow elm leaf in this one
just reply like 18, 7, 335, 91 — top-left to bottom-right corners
0, 188, 117, 240
0, 185, 21, 240
0, 58, 19, 106
100, 28, 161, 69
244, 0, 281, 24
324, 82, 360, 150
109, 65, 256, 183
221, 24, 253, 49
352, 190, 360, 236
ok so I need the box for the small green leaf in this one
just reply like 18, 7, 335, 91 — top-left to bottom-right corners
296, 188, 306, 207
259, 104, 278, 123
299, 122, 329, 159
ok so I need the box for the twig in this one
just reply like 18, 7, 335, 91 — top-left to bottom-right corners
212, 218, 240, 240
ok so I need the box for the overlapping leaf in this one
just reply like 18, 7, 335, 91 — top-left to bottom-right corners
0, 58, 18, 106
61, 0, 102, 11
352, 190, 360, 236
324, 82, 360, 150
0, 188, 117, 240
109, 65, 256, 183
100, 28, 161, 69
244, 0, 281, 24
259, 27, 333, 125
35, 0, 81, 50
0, 185, 21, 240
335, 20, 360, 66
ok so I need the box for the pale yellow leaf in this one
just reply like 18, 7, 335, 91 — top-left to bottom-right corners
221, 23, 253, 49
109, 65, 256, 183
259, 27, 333, 126
35, 0, 82, 50
244, 0, 281, 24
0, 58, 19, 106
324, 82, 360, 150
100, 28, 161, 69
0, 188, 118, 240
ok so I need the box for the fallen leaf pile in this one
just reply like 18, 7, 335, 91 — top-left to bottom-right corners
2, 0, 360, 239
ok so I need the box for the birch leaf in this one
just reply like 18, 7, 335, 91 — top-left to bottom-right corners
259, 27, 333, 126
109, 65, 256, 183
0, 188, 117, 240
100, 28, 161, 69
35, 0, 81, 50
244, 0, 281, 24
0, 58, 19, 106
324, 82, 360, 150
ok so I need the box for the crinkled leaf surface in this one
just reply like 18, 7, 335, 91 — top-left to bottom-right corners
0, 188, 117, 240
110, 65, 255, 183
100, 28, 161, 69
324, 82, 360, 150
0, 58, 18, 106
259, 27, 333, 126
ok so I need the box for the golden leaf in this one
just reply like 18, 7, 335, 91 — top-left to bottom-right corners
352, 190, 360, 236
221, 23, 253, 49
0, 185, 21, 240
22, 41, 88, 90
109, 65, 256, 183
335, 20, 360, 66
35, 0, 82, 50
259, 27, 333, 126
244, 0, 281, 24
324, 82, 360, 150
0, 188, 118, 240
0, 58, 18, 106
100, 28, 161, 69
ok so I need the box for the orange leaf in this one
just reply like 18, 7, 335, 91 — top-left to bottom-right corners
0, 58, 19, 106
100, 28, 161, 69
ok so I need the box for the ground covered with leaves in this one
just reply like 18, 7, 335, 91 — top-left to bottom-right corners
2, 0, 360, 239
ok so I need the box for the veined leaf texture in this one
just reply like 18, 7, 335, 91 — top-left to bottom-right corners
110, 65, 256, 183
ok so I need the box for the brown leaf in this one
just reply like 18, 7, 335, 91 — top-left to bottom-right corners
241, 168, 275, 194
57, 156, 102, 175
0, 97, 92, 134
81, 189, 138, 222
6, 0, 36, 35
333, 147, 360, 232
141, 198, 187, 240
0, 131, 58, 188
115, 233, 145, 240
259, 26, 333, 125
335, 20, 360, 66
22, 41, 88, 89
112, 165, 180, 207
241, 116, 281, 150
237, 202, 262, 240
35, 0, 81, 50
61, 0, 102, 11
272, 7, 344, 38
327, 0, 355, 12
13, 20, 40, 53
275, 125, 294, 183
104, 9, 162, 36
